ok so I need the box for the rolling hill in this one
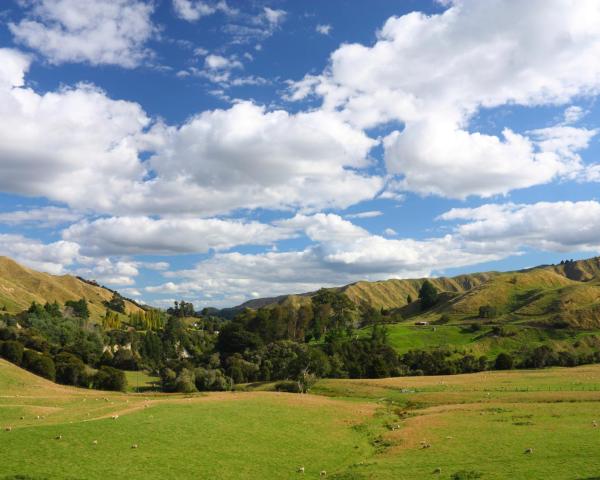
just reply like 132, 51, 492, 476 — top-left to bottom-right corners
0, 256, 143, 320
225, 256, 600, 328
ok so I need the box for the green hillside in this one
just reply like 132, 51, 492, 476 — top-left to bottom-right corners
228, 256, 600, 329
0, 256, 143, 321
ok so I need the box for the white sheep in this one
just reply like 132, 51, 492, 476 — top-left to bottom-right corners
131, 444, 138, 449
524, 448, 534, 454
111, 415, 119, 420
320, 471, 326, 477
5, 426, 11, 432
92, 440, 98, 445
297, 466, 305, 473
55, 435, 62, 440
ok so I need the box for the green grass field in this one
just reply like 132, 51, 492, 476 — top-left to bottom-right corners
3, 359, 600, 479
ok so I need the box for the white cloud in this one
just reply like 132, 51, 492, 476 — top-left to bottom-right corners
440, 201, 600, 253
0, 48, 30, 88
346, 211, 383, 219
0, 206, 82, 227
146, 101, 382, 215
172, 0, 237, 21
563, 105, 586, 124
204, 53, 242, 70
384, 228, 397, 236
0, 50, 151, 213
289, 0, 600, 198
383, 121, 597, 198
10, 0, 155, 67
263, 7, 286, 26
316, 24, 332, 35
0, 233, 79, 274
63, 216, 295, 256
147, 213, 500, 305
74, 258, 140, 286
0, 53, 380, 217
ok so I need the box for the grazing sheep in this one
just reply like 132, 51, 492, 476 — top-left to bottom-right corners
35, 415, 41, 420
433, 467, 442, 474
593, 420, 598, 428
92, 440, 98, 445
131, 444, 138, 449
421, 443, 431, 449
111, 415, 119, 420
320, 471, 326, 477
55, 435, 62, 440
524, 448, 534, 454
297, 466, 305, 473
5, 426, 11, 432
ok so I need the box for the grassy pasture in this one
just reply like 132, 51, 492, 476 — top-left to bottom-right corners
3, 359, 600, 479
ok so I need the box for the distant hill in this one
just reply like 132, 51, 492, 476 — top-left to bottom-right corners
222, 257, 600, 328
0, 256, 143, 321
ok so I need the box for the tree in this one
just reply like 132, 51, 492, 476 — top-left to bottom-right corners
105, 293, 125, 314
418, 280, 438, 310
1, 340, 24, 365
55, 352, 88, 387
65, 298, 89, 320
93, 366, 127, 392
406, 294, 413, 304
494, 352, 514, 370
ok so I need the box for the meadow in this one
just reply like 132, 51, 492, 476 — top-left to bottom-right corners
2, 358, 600, 479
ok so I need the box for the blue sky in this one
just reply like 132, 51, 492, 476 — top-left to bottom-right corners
1, 0, 600, 308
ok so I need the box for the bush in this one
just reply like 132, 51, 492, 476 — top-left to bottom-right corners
93, 366, 127, 392
174, 368, 197, 393
274, 380, 301, 393
494, 352, 514, 370
1, 340, 24, 365
64, 299, 89, 319
55, 352, 88, 387
479, 304, 497, 319
451, 471, 482, 480
194, 367, 233, 391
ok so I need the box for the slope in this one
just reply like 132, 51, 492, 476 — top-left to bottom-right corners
0, 256, 143, 320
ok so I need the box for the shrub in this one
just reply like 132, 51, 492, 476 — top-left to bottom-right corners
64, 299, 89, 319
274, 380, 301, 393
93, 366, 127, 392
494, 352, 514, 370
479, 305, 498, 319
451, 471, 482, 480
55, 352, 88, 387
174, 368, 197, 393
1, 340, 24, 365
23, 351, 56, 381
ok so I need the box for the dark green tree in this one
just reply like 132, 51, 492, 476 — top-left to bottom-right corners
418, 280, 438, 310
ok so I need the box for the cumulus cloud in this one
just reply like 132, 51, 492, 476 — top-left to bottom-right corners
289, 0, 600, 198
383, 121, 596, 198
146, 101, 382, 214
0, 49, 151, 213
0, 206, 82, 227
0, 233, 79, 274
9, 0, 156, 67
0, 52, 381, 217
440, 201, 600, 253
146, 213, 501, 305
63, 216, 295, 256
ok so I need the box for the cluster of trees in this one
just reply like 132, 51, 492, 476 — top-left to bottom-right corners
128, 309, 165, 331
6, 283, 600, 396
